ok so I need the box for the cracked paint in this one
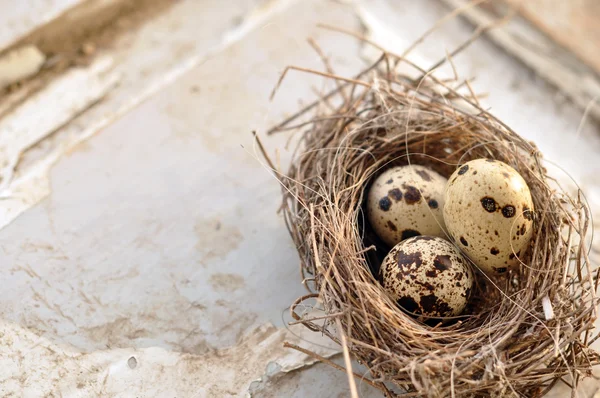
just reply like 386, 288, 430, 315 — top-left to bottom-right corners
0, 319, 339, 397
0, 0, 286, 232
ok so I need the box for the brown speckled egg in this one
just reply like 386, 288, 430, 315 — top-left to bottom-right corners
367, 165, 447, 247
444, 159, 535, 276
380, 236, 474, 318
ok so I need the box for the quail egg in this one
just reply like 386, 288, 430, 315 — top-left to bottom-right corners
443, 159, 535, 276
380, 236, 474, 318
367, 165, 447, 247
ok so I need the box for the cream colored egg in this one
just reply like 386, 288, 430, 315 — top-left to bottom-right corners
379, 236, 474, 317
367, 165, 447, 247
443, 159, 535, 276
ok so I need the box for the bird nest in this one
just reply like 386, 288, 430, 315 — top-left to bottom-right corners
263, 34, 600, 398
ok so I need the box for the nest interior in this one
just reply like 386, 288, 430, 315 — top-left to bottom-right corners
265, 48, 600, 398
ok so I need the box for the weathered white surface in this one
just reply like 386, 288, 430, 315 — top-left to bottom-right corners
0, 0, 290, 232
0, 0, 598, 396
0, 0, 336, 353
0, 57, 117, 229
0, 319, 341, 397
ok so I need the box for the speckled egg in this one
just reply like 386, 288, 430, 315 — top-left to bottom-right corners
443, 159, 535, 276
379, 236, 474, 318
367, 165, 447, 247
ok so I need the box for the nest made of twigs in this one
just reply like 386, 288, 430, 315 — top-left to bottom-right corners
263, 38, 600, 397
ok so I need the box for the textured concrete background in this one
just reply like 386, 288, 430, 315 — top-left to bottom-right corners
0, 0, 599, 396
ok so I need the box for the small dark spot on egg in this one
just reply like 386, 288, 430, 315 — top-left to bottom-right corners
494, 267, 508, 274
490, 247, 500, 255
481, 197, 497, 212
433, 255, 451, 271
502, 172, 510, 178
428, 199, 439, 209
472, 170, 478, 175
386, 220, 397, 231
455, 272, 463, 281
520, 224, 527, 236
379, 197, 392, 211
494, 230, 499, 236
401, 229, 420, 240
502, 205, 516, 218
459, 236, 468, 246
386, 178, 394, 184
416, 169, 432, 181
388, 188, 402, 201
402, 185, 421, 204
426, 269, 437, 278
397, 296, 419, 313
458, 165, 469, 175
509, 253, 515, 260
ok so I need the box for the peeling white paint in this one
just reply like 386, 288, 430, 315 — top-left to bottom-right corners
0, 319, 338, 397
0, 0, 299, 233
0, 57, 118, 229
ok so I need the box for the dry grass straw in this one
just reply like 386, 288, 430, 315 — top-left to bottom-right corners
262, 22, 600, 398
